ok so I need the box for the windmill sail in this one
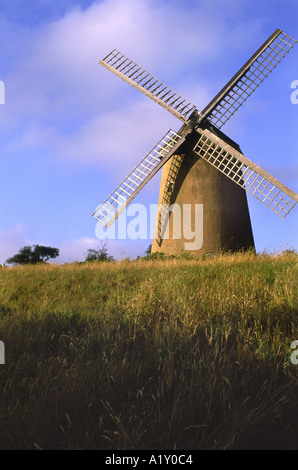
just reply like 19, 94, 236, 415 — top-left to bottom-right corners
193, 127, 298, 218
93, 129, 187, 227
100, 49, 197, 123
200, 29, 297, 129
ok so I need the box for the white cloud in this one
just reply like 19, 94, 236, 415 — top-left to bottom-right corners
57, 236, 101, 262
54, 98, 178, 169
57, 235, 140, 262
6, 123, 57, 153
0, 0, 268, 161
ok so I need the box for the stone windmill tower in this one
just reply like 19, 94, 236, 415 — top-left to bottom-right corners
93, 29, 298, 256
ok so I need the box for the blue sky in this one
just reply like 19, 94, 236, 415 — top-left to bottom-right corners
0, 0, 297, 263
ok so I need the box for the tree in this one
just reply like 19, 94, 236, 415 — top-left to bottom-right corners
84, 242, 114, 262
6, 245, 59, 265
145, 244, 152, 256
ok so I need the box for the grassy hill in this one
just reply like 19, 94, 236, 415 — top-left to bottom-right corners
0, 251, 297, 450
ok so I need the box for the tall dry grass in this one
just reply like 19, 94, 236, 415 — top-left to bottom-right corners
0, 251, 297, 449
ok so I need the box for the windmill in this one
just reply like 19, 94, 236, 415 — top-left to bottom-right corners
93, 29, 298, 256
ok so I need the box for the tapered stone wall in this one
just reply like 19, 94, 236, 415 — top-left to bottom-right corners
151, 131, 255, 257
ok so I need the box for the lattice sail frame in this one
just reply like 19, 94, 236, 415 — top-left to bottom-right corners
200, 29, 298, 128
193, 128, 298, 218
100, 49, 197, 123
92, 130, 187, 227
